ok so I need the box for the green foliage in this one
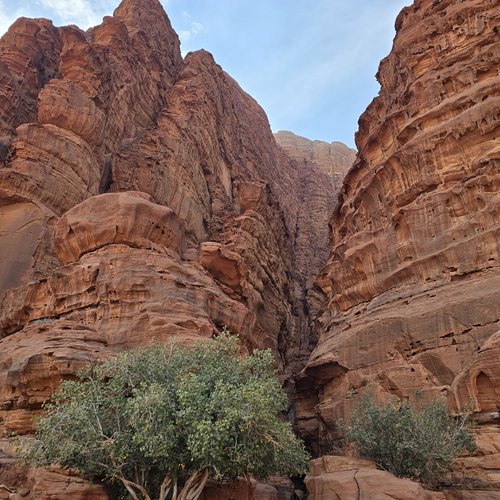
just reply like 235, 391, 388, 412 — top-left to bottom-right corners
344, 394, 476, 483
24, 331, 309, 500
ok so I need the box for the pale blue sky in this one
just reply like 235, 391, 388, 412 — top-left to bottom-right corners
0, 0, 409, 148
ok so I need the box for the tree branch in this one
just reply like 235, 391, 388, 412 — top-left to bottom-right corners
120, 477, 151, 500
159, 473, 172, 500
186, 469, 209, 500
119, 478, 140, 500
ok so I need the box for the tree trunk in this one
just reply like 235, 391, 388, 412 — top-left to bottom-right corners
159, 474, 172, 500
120, 477, 152, 500
173, 469, 209, 500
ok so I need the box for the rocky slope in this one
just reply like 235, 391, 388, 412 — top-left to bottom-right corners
0, 0, 353, 496
274, 130, 355, 199
299, 0, 500, 492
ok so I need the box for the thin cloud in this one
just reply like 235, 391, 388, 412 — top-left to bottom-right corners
178, 16, 204, 44
246, 0, 406, 144
37, 0, 101, 27
0, 0, 31, 37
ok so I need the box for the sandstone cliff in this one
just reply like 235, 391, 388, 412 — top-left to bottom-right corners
274, 131, 356, 329
274, 130, 355, 199
299, 0, 500, 493
1, 0, 499, 497
0, 0, 352, 496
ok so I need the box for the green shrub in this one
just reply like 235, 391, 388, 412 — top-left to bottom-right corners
24, 332, 309, 500
344, 394, 476, 483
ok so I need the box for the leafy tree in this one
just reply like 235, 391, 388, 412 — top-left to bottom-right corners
344, 394, 476, 483
24, 332, 309, 500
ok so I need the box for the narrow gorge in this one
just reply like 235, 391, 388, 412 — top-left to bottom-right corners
0, 0, 498, 498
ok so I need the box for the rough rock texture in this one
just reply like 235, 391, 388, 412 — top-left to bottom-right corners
299, 0, 500, 492
274, 131, 355, 295
0, 439, 109, 499
305, 455, 428, 500
0, 0, 352, 496
202, 478, 295, 500
305, 456, 500, 500
274, 131, 355, 199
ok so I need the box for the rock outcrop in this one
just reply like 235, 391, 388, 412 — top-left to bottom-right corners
306, 456, 429, 500
0, 0, 352, 496
274, 130, 355, 199
299, 0, 500, 492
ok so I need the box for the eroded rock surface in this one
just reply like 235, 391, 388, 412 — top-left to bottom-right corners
305, 455, 428, 500
274, 131, 356, 302
274, 130, 355, 199
300, 0, 500, 492
0, 0, 352, 496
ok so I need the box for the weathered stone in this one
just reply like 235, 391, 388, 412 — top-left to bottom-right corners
2, 0, 498, 496
299, 0, 500, 493
0, 18, 62, 138
0, 201, 57, 302
0, 0, 355, 495
305, 455, 426, 499
274, 130, 355, 198
202, 478, 293, 500
54, 192, 185, 264
37, 80, 106, 147
28, 467, 108, 500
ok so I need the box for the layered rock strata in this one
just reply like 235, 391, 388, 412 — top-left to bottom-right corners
0, 0, 352, 496
300, 0, 500, 490
274, 131, 355, 294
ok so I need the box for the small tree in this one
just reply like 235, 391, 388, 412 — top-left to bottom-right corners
344, 394, 476, 483
24, 332, 309, 500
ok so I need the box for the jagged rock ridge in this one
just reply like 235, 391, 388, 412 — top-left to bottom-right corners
0, 0, 352, 496
299, 0, 500, 495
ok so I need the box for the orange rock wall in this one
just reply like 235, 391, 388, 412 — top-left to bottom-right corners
300, 0, 500, 490
274, 131, 355, 292
2, 0, 284, 427
0, 2, 353, 496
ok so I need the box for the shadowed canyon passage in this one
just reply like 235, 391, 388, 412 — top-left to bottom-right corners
0, 0, 499, 498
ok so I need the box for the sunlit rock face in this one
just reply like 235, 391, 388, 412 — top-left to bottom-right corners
0, 1, 355, 493
298, 0, 500, 489
0, 0, 352, 496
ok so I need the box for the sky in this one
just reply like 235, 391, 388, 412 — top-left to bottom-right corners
0, 0, 409, 149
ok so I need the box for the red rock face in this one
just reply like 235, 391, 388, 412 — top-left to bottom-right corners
0, 0, 351, 496
300, 0, 500, 489
274, 131, 355, 199
274, 131, 355, 290
306, 456, 429, 500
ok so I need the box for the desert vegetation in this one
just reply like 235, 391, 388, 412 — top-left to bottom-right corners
344, 394, 476, 483
24, 332, 309, 500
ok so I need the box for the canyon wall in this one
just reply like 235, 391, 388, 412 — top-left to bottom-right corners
0, 0, 353, 496
274, 131, 356, 327
1, 0, 499, 497
299, 0, 500, 492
